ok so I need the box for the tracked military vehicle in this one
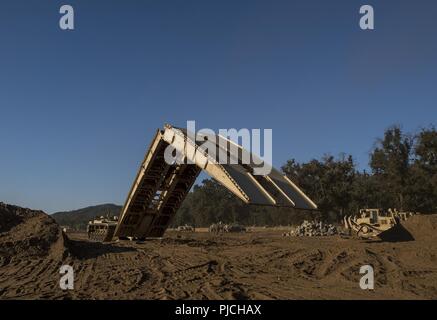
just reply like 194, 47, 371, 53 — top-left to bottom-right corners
87, 215, 119, 242
344, 208, 416, 238
344, 209, 395, 238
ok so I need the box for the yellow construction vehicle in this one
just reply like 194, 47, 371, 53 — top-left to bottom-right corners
344, 208, 416, 238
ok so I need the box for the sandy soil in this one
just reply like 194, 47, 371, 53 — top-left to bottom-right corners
1, 203, 437, 300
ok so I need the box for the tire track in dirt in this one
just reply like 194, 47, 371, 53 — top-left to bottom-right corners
2, 208, 437, 300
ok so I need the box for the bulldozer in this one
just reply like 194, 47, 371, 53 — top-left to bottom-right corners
344, 208, 416, 238
87, 215, 119, 242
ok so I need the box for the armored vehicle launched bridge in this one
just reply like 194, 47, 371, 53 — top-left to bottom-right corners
112, 124, 317, 241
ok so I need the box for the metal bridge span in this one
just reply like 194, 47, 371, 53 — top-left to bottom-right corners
114, 125, 317, 239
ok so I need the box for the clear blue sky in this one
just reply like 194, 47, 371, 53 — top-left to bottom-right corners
0, 0, 436, 213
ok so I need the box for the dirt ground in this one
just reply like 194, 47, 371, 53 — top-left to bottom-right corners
1, 203, 437, 300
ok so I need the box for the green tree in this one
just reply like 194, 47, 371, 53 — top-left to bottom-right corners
173, 124, 436, 227
406, 127, 437, 212
369, 126, 413, 209
350, 171, 380, 212
282, 154, 356, 219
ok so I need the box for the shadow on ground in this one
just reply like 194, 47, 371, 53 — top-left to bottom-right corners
65, 238, 137, 259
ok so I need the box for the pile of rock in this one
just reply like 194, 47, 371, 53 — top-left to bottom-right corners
283, 220, 338, 237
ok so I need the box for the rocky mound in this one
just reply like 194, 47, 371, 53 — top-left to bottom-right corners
283, 220, 338, 237
0, 202, 66, 261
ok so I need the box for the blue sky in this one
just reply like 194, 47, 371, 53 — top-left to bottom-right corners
0, 0, 436, 213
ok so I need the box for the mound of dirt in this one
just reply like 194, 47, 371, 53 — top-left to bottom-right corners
401, 214, 437, 241
1, 202, 437, 299
379, 214, 437, 242
0, 202, 66, 260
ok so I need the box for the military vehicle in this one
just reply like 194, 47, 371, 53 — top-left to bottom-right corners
87, 215, 119, 242
344, 209, 395, 237
344, 208, 416, 238
87, 124, 317, 242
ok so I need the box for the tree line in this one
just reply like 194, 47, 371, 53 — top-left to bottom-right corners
173, 125, 437, 227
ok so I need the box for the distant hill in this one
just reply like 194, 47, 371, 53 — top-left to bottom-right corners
52, 204, 122, 231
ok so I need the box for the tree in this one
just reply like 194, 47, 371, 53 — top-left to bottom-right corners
176, 179, 245, 227
282, 154, 356, 219
369, 126, 413, 209
350, 171, 380, 212
415, 126, 437, 169
173, 124, 436, 227
406, 127, 437, 212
